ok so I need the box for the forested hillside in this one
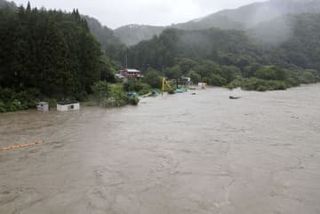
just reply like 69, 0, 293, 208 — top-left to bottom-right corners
114, 0, 320, 46
84, 16, 126, 60
0, 5, 106, 97
272, 13, 320, 70
114, 24, 165, 47
126, 13, 320, 90
0, 4, 120, 112
175, 0, 320, 30
127, 28, 260, 70
0, 0, 15, 9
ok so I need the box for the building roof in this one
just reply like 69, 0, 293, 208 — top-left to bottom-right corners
126, 69, 140, 73
57, 101, 79, 105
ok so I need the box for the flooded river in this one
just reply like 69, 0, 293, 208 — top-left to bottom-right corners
1, 85, 320, 214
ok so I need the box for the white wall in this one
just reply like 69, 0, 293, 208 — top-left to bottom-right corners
57, 103, 80, 112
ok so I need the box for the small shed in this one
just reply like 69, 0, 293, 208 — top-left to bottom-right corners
57, 101, 80, 112
37, 102, 49, 112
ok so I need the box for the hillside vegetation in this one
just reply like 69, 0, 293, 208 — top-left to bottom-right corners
0, 4, 129, 112
0, 1, 320, 113
125, 13, 320, 90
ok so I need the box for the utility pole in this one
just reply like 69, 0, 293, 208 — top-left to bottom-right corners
125, 48, 128, 69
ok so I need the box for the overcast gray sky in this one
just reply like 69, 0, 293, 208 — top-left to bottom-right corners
11, 0, 266, 29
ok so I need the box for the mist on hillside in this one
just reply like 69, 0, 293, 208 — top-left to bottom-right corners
243, 0, 319, 46
117, 0, 320, 46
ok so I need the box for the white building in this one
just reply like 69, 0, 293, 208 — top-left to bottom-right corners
57, 102, 80, 112
37, 102, 49, 112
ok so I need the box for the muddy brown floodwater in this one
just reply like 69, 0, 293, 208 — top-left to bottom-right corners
1, 85, 320, 214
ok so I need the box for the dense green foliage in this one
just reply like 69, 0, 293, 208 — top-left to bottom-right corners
0, 6, 104, 98
0, 87, 40, 112
123, 80, 151, 95
127, 28, 261, 73
92, 81, 139, 107
0, 4, 117, 112
143, 68, 162, 89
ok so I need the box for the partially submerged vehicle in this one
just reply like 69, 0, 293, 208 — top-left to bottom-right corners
229, 96, 241, 100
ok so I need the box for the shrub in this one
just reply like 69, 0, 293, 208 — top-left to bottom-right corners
226, 78, 243, 89
15, 89, 40, 109
0, 88, 40, 112
91, 81, 110, 104
137, 84, 151, 95
106, 84, 129, 107
227, 78, 288, 91
47, 98, 57, 109
209, 74, 227, 86
143, 69, 162, 89
188, 70, 201, 84
128, 96, 140, 105
299, 70, 317, 84
0, 101, 6, 113
124, 80, 151, 95
255, 66, 287, 81
168, 88, 175, 94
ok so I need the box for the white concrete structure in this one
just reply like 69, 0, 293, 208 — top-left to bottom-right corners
198, 82, 207, 89
37, 102, 49, 112
57, 102, 80, 112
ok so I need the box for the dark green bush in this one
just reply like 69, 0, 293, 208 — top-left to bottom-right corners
91, 81, 110, 104
128, 96, 140, 105
255, 66, 287, 81
143, 69, 162, 89
105, 84, 129, 107
124, 80, 151, 95
208, 74, 227, 86
0, 88, 40, 112
227, 78, 288, 91
0, 101, 7, 113
188, 70, 201, 84
299, 70, 318, 84
168, 88, 175, 94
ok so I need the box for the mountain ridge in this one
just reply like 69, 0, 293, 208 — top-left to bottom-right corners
115, 0, 320, 46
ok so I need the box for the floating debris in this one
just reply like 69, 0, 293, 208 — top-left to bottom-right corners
0, 140, 45, 152
229, 96, 241, 100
